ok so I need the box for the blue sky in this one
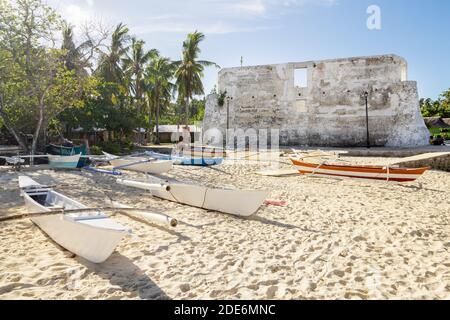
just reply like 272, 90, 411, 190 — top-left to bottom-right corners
48, 0, 450, 100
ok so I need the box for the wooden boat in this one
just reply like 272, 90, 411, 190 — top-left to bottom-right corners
145, 151, 224, 166
290, 157, 429, 182
103, 152, 173, 174
46, 143, 88, 168
116, 178, 269, 217
19, 176, 131, 263
47, 154, 81, 169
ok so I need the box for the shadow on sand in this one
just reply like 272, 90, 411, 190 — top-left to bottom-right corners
245, 215, 332, 235
78, 253, 170, 300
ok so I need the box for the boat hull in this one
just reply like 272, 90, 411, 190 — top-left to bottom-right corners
182, 146, 226, 159
290, 158, 428, 182
46, 144, 87, 167
47, 154, 81, 169
145, 151, 223, 166
110, 158, 173, 174
20, 177, 129, 263
117, 179, 269, 216
173, 156, 223, 166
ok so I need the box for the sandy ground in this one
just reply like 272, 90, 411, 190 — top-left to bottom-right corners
0, 155, 449, 300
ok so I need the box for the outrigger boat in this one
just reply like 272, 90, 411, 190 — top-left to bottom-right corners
103, 152, 173, 174
19, 176, 131, 263
47, 154, 82, 169
290, 151, 429, 182
46, 143, 88, 168
182, 145, 226, 158
1, 154, 82, 169
117, 178, 269, 217
145, 151, 224, 166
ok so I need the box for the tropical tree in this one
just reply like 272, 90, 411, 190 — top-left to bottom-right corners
61, 24, 93, 77
174, 31, 218, 128
0, 0, 95, 158
122, 37, 158, 119
420, 89, 450, 118
145, 56, 176, 144
97, 23, 130, 84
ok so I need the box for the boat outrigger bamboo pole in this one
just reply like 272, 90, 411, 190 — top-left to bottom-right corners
117, 179, 171, 192
0, 207, 178, 227
109, 201, 178, 227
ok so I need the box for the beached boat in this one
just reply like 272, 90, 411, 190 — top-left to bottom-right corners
47, 154, 81, 169
103, 152, 173, 174
19, 176, 130, 263
117, 178, 269, 216
182, 146, 226, 158
46, 143, 88, 167
290, 157, 429, 182
145, 151, 224, 166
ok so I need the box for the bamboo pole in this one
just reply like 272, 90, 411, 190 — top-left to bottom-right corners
0, 206, 177, 226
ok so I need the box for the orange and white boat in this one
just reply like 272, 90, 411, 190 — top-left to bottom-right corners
290, 157, 429, 182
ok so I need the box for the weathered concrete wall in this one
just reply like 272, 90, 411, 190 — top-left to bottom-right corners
203, 54, 429, 147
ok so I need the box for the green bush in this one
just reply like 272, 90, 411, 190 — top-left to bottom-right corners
90, 145, 103, 155
99, 141, 121, 155
122, 140, 135, 152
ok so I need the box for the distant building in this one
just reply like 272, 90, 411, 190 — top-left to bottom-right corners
153, 125, 202, 143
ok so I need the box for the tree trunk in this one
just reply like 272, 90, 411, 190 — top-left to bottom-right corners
184, 95, 190, 127
30, 103, 45, 165
0, 110, 29, 153
155, 93, 160, 145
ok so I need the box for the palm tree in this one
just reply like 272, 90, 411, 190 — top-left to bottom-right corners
174, 31, 219, 128
97, 23, 130, 84
61, 24, 93, 76
146, 56, 176, 144
122, 37, 158, 114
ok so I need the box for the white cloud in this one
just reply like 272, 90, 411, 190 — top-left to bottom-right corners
61, 4, 93, 26
85, 0, 94, 7
231, 0, 266, 15
133, 20, 275, 35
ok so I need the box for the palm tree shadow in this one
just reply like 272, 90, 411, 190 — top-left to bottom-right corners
78, 253, 170, 300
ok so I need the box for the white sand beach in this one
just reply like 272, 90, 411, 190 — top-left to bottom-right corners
1, 155, 449, 300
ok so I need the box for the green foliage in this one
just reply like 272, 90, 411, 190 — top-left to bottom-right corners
90, 145, 102, 155
0, 1, 215, 152
95, 140, 134, 155
429, 127, 450, 140
217, 90, 227, 107
98, 141, 121, 154
174, 31, 219, 125
420, 88, 450, 118
0, 0, 95, 153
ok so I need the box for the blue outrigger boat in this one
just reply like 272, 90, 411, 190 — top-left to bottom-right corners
46, 143, 88, 168
145, 151, 224, 166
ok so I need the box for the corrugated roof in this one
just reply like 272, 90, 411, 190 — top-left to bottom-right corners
423, 117, 450, 128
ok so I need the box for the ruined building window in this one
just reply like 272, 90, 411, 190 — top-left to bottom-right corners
294, 68, 308, 88
401, 64, 407, 81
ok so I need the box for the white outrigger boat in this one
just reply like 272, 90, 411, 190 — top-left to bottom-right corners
19, 176, 131, 263
117, 178, 269, 217
103, 152, 173, 174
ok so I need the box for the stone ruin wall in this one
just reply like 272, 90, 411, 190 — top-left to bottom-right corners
202, 54, 429, 147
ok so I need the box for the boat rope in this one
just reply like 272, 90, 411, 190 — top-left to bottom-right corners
201, 187, 209, 209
